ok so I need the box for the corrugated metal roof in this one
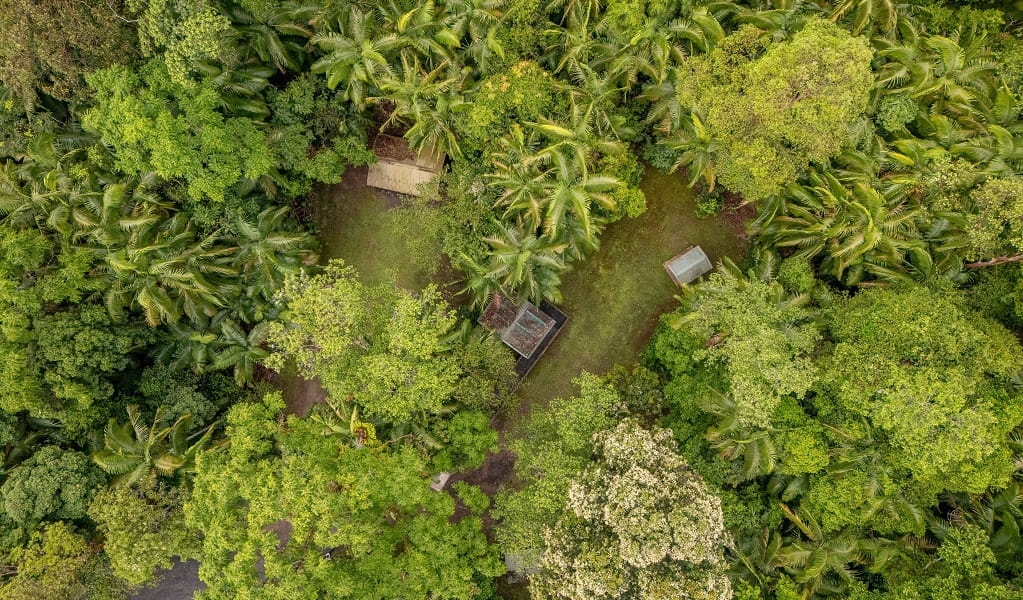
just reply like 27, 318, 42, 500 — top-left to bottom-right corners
664, 245, 712, 285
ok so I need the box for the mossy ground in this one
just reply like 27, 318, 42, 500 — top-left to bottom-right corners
281, 165, 749, 421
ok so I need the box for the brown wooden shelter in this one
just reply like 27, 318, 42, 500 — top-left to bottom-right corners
365, 134, 445, 196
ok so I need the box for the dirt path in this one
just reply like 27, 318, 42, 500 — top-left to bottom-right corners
128, 560, 204, 600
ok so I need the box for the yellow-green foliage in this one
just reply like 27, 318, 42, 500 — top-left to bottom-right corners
458, 61, 568, 154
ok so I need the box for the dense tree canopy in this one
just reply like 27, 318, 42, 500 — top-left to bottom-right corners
268, 260, 465, 422
0, 0, 1022, 597
185, 393, 503, 599
0, 0, 137, 106
533, 420, 732, 600
672, 20, 874, 201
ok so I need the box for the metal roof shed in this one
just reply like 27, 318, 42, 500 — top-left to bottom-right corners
479, 292, 555, 359
664, 245, 713, 285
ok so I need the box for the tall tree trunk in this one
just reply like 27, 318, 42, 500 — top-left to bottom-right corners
964, 254, 1023, 269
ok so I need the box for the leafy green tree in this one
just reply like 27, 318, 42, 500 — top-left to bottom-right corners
824, 285, 1023, 495
84, 60, 274, 202
457, 62, 568, 155
531, 420, 733, 600
185, 393, 504, 599
268, 261, 462, 422
33, 305, 153, 430
0, 521, 130, 600
131, 0, 232, 86
135, 365, 221, 428
88, 473, 198, 587
674, 20, 873, 202
494, 374, 626, 556
670, 259, 819, 428
872, 523, 1019, 600
0, 446, 104, 526
962, 177, 1023, 265
0, 0, 137, 106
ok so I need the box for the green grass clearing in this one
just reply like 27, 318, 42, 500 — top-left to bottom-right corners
512, 167, 748, 411
283, 166, 747, 420
310, 169, 439, 290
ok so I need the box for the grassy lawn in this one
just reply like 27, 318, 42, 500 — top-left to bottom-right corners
282, 165, 748, 420
512, 167, 749, 412
310, 166, 438, 289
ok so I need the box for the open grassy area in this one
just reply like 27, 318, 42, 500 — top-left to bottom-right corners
310, 166, 438, 289
512, 167, 749, 411
283, 165, 748, 419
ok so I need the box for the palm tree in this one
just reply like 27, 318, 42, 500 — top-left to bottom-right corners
459, 221, 570, 307
213, 319, 270, 385
735, 0, 821, 42
545, 0, 602, 26
373, 56, 468, 158
0, 133, 104, 234
702, 394, 779, 479
534, 148, 620, 240
443, 0, 503, 58
560, 65, 634, 141
598, 22, 678, 89
661, 111, 719, 191
232, 205, 314, 300
103, 213, 240, 326
92, 405, 217, 486
641, 67, 684, 135
669, 6, 727, 54
544, 9, 601, 78
760, 172, 928, 286
224, 1, 313, 73
830, 0, 913, 36
877, 34, 997, 120
310, 7, 401, 107
197, 59, 275, 120
377, 0, 450, 67
158, 319, 220, 374
775, 505, 871, 597
529, 104, 627, 175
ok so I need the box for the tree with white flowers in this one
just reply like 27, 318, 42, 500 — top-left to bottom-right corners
531, 419, 732, 600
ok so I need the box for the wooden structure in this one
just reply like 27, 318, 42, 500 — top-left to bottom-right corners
365, 134, 445, 196
663, 245, 713, 285
479, 292, 567, 377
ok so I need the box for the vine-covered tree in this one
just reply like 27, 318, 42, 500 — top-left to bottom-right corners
0, 0, 137, 106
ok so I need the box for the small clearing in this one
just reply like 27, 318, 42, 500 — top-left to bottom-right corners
511, 167, 750, 415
